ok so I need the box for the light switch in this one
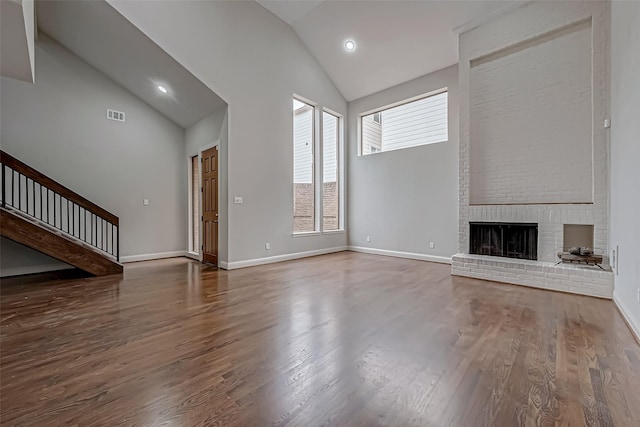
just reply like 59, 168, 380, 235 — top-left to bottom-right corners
143, 199, 149, 206
234, 197, 243, 204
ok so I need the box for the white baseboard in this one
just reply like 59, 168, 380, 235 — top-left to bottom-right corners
185, 252, 200, 261
218, 261, 229, 270
347, 246, 452, 264
0, 263, 74, 278
120, 251, 186, 263
225, 246, 347, 270
613, 292, 640, 344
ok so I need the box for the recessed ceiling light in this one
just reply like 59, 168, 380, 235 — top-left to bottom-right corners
344, 40, 356, 51
157, 85, 168, 94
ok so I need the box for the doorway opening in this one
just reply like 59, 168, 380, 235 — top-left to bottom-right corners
188, 143, 221, 267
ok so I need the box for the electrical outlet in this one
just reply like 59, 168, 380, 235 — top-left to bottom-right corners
366, 236, 371, 243
234, 196, 243, 204
429, 242, 435, 249
143, 199, 149, 206
265, 243, 270, 250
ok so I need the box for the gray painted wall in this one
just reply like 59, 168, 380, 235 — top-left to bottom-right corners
0, 34, 186, 275
185, 107, 227, 155
0, 238, 72, 277
347, 66, 459, 258
109, 0, 348, 264
610, 1, 640, 335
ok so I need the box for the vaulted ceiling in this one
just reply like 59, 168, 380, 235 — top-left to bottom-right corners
36, 0, 227, 128
257, 0, 506, 101
35, 0, 508, 117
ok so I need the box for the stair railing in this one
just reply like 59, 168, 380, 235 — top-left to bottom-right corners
0, 151, 119, 262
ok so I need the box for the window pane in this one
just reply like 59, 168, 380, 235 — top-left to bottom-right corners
362, 91, 447, 155
322, 111, 339, 231
191, 155, 199, 253
293, 99, 315, 232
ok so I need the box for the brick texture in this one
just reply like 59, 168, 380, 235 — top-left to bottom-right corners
293, 182, 338, 232
454, 1, 612, 298
469, 21, 593, 204
452, 254, 613, 299
322, 182, 339, 230
293, 183, 314, 232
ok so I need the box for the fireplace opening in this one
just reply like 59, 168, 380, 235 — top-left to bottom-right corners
470, 222, 538, 260
563, 224, 594, 251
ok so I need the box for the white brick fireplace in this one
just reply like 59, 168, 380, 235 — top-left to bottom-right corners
451, 1, 614, 298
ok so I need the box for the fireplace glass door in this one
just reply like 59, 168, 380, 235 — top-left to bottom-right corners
470, 222, 538, 260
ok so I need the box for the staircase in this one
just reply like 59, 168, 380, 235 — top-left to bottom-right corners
0, 151, 123, 276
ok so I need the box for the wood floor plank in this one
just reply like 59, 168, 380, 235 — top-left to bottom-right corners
1, 253, 639, 426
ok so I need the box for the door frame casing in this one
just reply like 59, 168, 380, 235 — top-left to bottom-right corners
186, 139, 219, 262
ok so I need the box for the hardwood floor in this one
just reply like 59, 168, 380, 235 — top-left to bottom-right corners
1, 253, 639, 426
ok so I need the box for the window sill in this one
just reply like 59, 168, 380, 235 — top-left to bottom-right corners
322, 229, 346, 235
292, 231, 321, 237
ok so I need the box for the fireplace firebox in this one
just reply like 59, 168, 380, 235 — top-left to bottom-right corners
470, 222, 538, 260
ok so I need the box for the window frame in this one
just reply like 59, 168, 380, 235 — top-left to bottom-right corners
292, 95, 345, 236
292, 95, 319, 235
321, 107, 344, 233
358, 87, 448, 156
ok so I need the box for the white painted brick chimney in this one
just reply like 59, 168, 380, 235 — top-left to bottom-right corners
452, 1, 613, 298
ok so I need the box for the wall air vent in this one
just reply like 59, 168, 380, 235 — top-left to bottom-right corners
106, 109, 125, 122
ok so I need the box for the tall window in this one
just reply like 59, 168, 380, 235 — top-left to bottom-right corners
191, 155, 199, 253
293, 98, 315, 232
322, 111, 339, 231
361, 89, 448, 155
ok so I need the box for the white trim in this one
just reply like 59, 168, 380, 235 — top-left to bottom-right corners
321, 108, 345, 232
322, 229, 345, 235
0, 263, 74, 278
199, 140, 220, 153
218, 261, 229, 270
120, 251, 186, 263
315, 101, 322, 233
347, 246, 452, 265
293, 93, 318, 108
225, 246, 347, 270
292, 231, 321, 237
187, 153, 200, 258
186, 251, 200, 260
453, 1, 532, 35
613, 292, 640, 344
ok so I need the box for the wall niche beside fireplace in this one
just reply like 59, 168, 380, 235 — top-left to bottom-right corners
470, 222, 538, 260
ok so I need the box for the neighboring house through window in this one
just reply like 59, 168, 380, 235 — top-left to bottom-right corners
293, 97, 343, 233
293, 98, 315, 233
322, 111, 340, 231
361, 89, 448, 155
